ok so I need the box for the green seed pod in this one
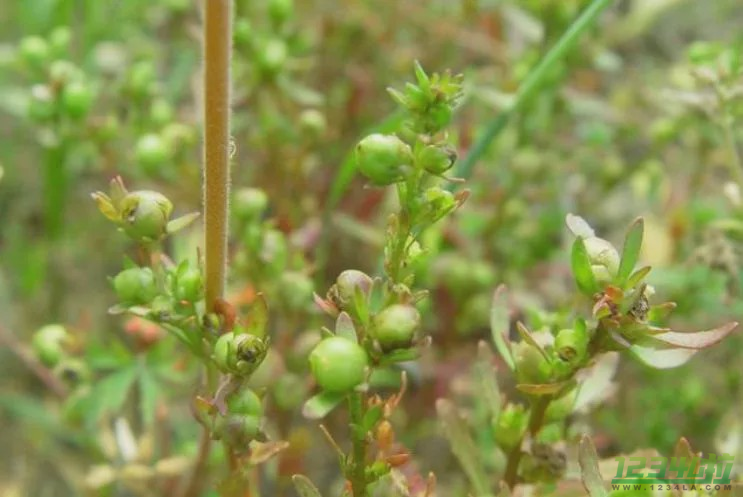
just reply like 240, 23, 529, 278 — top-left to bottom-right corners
257, 38, 288, 76
583, 237, 620, 283
226, 388, 263, 417
135, 133, 172, 172
513, 341, 553, 385
119, 190, 173, 242
32, 324, 69, 367
213, 413, 261, 449
355, 134, 412, 186
27, 84, 56, 122
493, 403, 528, 450
49, 27, 72, 57
372, 304, 420, 351
173, 267, 203, 303
418, 144, 457, 174
554, 327, 587, 365
309, 336, 368, 393
149, 99, 174, 127
214, 332, 269, 377
330, 269, 373, 310
18, 36, 50, 69
113, 267, 158, 305
299, 109, 327, 138
61, 81, 94, 120
277, 271, 314, 311
233, 187, 268, 221
268, 0, 294, 25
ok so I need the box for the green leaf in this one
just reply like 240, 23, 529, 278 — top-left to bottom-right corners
579, 436, 608, 497
138, 368, 159, 427
166, 212, 200, 234
571, 237, 599, 295
302, 391, 345, 420
644, 322, 737, 350
629, 345, 697, 369
516, 322, 550, 362
474, 341, 501, 417
292, 475, 323, 497
413, 60, 431, 91
361, 404, 384, 433
436, 399, 491, 497
490, 285, 514, 370
625, 266, 651, 289
516, 381, 572, 395
617, 217, 644, 285
334, 312, 357, 342
87, 365, 139, 426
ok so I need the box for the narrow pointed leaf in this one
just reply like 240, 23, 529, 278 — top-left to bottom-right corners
566, 213, 595, 238
334, 312, 357, 342
516, 322, 550, 361
617, 217, 644, 285
490, 285, 514, 370
475, 341, 501, 416
302, 391, 345, 419
579, 436, 608, 497
166, 212, 200, 234
629, 345, 697, 369
571, 237, 599, 295
292, 475, 323, 497
516, 381, 571, 395
249, 440, 289, 465
626, 266, 652, 289
645, 322, 737, 349
436, 399, 491, 496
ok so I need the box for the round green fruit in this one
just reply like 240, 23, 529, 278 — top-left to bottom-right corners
355, 134, 412, 186
372, 304, 420, 351
113, 267, 158, 304
309, 336, 368, 393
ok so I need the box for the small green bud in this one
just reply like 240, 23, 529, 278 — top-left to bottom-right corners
277, 271, 314, 311
268, 0, 294, 25
418, 144, 457, 174
233, 187, 268, 220
299, 109, 327, 138
330, 269, 373, 310
513, 341, 553, 385
18, 36, 50, 68
257, 38, 288, 76
213, 413, 261, 449
493, 403, 528, 450
32, 324, 69, 367
27, 84, 56, 122
49, 27, 72, 57
372, 304, 420, 351
583, 236, 620, 283
113, 267, 158, 305
173, 267, 203, 302
226, 388, 263, 417
554, 328, 587, 365
48, 60, 81, 86
355, 134, 412, 186
119, 190, 173, 242
309, 336, 368, 393
61, 81, 94, 119
150, 99, 174, 127
214, 332, 269, 377
135, 134, 172, 172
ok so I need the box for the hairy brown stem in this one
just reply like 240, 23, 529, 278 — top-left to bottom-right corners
203, 0, 233, 312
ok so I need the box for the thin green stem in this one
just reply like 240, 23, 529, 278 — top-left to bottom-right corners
454, 0, 615, 182
503, 396, 551, 489
348, 392, 368, 497
203, 0, 233, 312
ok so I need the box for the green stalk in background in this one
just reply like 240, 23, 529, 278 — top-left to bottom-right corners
454, 0, 615, 182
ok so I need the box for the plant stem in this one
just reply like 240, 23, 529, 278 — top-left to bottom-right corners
503, 396, 551, 489
203, 0, 233, 312
348, 392, 368, 497
454, 0, 615, 182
